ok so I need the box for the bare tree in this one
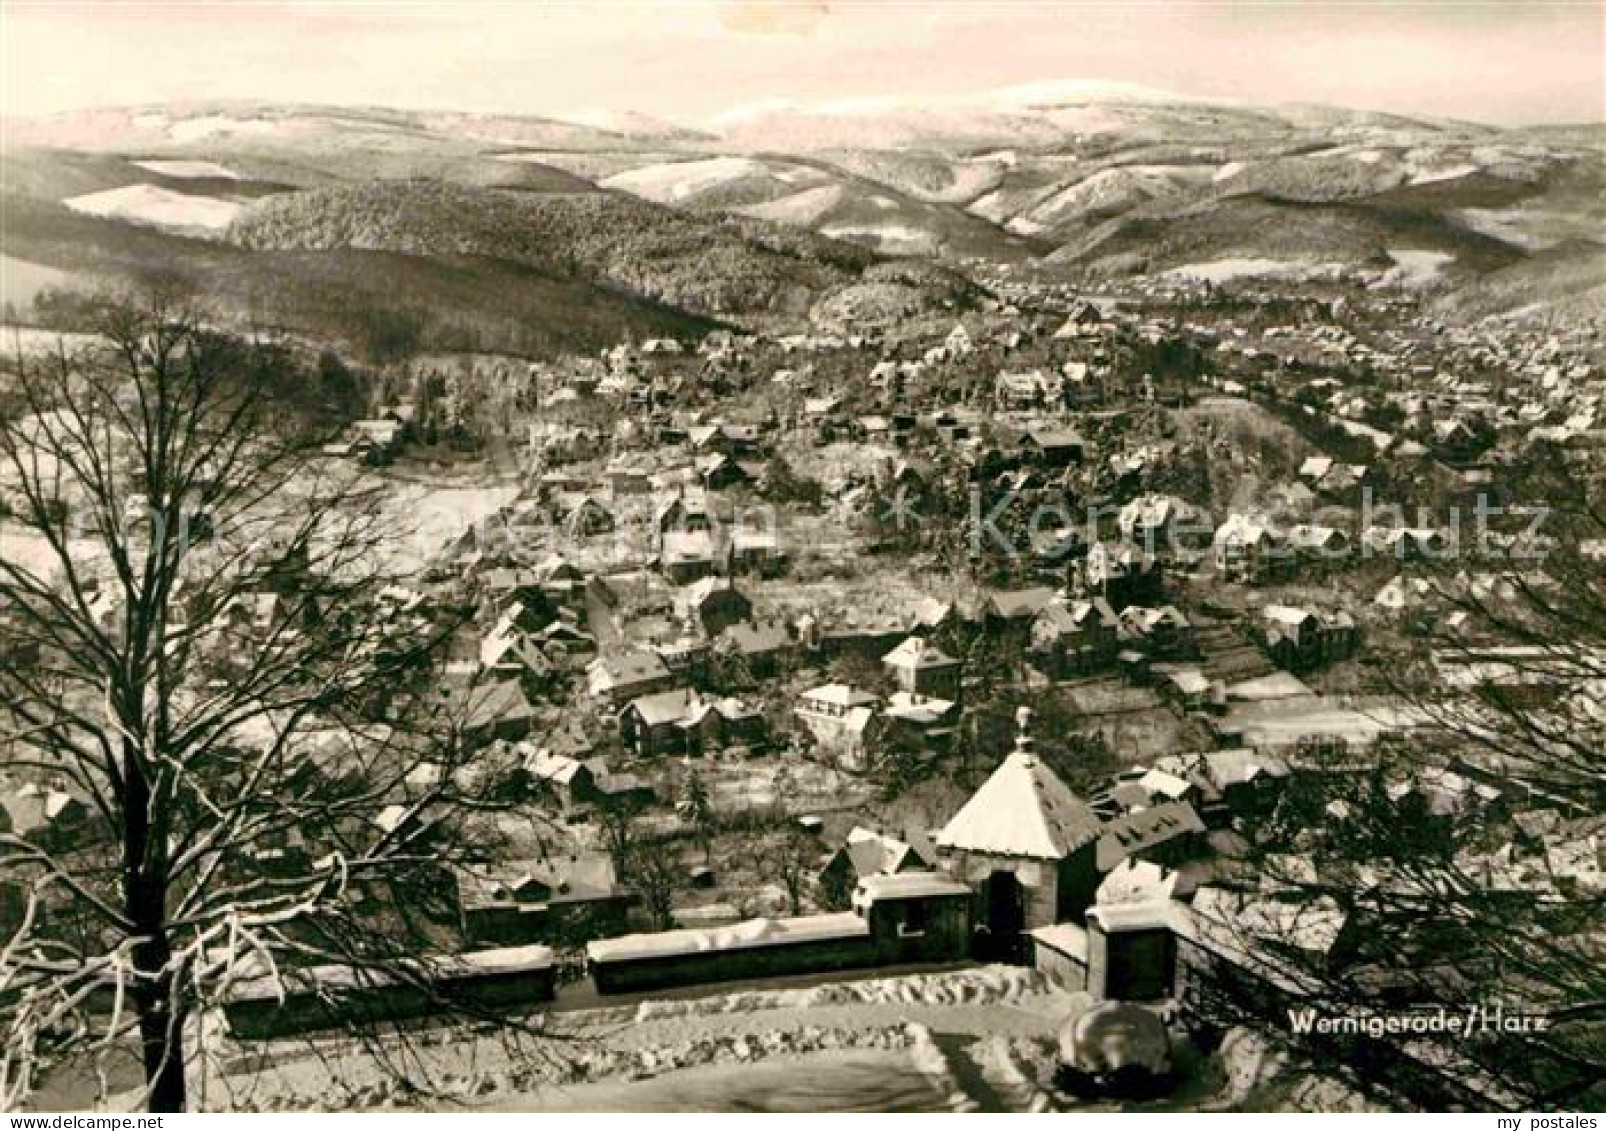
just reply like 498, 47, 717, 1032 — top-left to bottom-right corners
595, 794, 645, 878
0, 296, 518, 1111
762, 829, 818, 918
1216, 451, 1605, 1109
623, 844, 682, 931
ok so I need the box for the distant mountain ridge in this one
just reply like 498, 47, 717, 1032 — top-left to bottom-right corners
4, 88, 1602, 337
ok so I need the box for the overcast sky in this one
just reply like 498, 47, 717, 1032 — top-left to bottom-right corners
2, 1, 1601, 126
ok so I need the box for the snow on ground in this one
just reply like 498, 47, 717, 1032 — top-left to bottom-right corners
601, 157, 788, 203
151, 965, 1357, 1112
819, 223, 936, 255
1407, 163, 1477, 187
63, 185, 241, 233
131, 159, 239, 180
1162, 258, 1344, 284
739, 184, 846, 226
622, 965, 1052, 1022
207, 965, 1079, 1112
471, 1046, 968, 1112
1453, 207, 1565, 252
1213, 161, 1245, 183
166, 115, 284, 143
0, 323, 103, 357
0, 523, 106, 580
967, 189, 1010, 223
377, 477, 520, 572
1380, 249, 1453, 288
552, 109, 687, 137
0, 258, 74, 311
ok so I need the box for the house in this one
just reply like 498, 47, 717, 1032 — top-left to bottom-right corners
1157, 666, 1212, 710
817, 826, 937, 908
1151, 750, 1291, 824
550, 492, 616, 539
1297, 454, 1334, 484
1093, 802, 1206, 873
1298, 456, 1367, 495
619, 687, 766, 757
714, 619, 795, 679
690, 422, 763, 459
683, 695, 768, 753
1431, 417, 1488, 463
676, 577, 752, 638
1133, 766, 1203, 810
1118, 494, 1207, 555
1362, 526, 1447, 561
606, 461, 654, 496
654, 489, 714, 537
461, 679, 539, 743
1022, 428, 1085, 467
931, 410, 972, 444
1286, 524, 1351, 561
881, 636, 963, 700
796, 684, 882, 772
648, 636, 710, 681
1119, 605, 1194, 659
1029, 596, 1120, 676
1053, 302, 1104, 339
699, 454, 759, 492
586, 650, 674, 705
0, 784, 90, 851
936, 710, 1106, 957
1212, 514, 1287, 583
660, 530, 718, 584
347, 418, 405, 457
1261, 605, 1360, 671
590, 763, 657, 809
523, 749, 597, 811
730, 527, 785, 576
479, 609, 555, 681
881, 692, 960, 747
995, 369, 1062, 410
1081, 541, 1163, 607
983, 587, 1059, 640
455, 853, 630, 947
944, 322, 974, 358
619, 687, 703, 756
803, 394, 843, 418
530, 619, 597, 668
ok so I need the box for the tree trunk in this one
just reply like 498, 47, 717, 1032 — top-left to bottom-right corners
124, 742, 185, 1111
136, 971, 187, 1114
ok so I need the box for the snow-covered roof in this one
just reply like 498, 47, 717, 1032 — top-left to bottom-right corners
586, 913, 868, 964
1096, 859, 1190, 905
1029, 922, 1089, 961
801, 683, 880, 709
881, 635, 958, 670
224, 945, 555, 1004
626, 686, 701, 726
1095, 802, 1205, 871
1087, 901, 1183, 934
937, 750, 1102, 860
853, 872, 971, 907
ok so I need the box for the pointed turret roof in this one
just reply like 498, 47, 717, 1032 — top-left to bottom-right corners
935, 709, 1102, 860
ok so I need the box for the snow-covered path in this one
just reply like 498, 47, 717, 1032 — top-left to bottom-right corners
211, 966, 1078, 1112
